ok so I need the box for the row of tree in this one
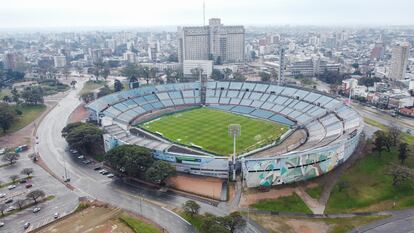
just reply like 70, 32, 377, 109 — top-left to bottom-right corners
0, 189, 46, 216
62, 122, 104, 157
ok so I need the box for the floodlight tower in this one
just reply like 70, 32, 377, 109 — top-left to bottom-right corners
278, 47, 286, 85
228, 124, 241, 181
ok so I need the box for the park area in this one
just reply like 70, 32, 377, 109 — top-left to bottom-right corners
140, 108, 288, 156
36, 203, 162, 233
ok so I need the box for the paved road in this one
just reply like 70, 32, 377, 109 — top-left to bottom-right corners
35, 78, 197, 233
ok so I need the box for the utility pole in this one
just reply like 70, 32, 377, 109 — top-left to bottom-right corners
228, 124, 241, 181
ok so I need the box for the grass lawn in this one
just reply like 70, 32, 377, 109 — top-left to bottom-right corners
0, 88, 11, 99
119, 214, 161, 233
306, 185, 324, 200
0, 104, 47, 136
325, 146, 414, 213
79, 80, 106, 96
249, 214, 388, 233
364, 117, 414, 144
140, 108, 288, 156
250, 193, 312, 214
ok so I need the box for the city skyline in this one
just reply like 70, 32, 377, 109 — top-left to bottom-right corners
1, 0, 414, 30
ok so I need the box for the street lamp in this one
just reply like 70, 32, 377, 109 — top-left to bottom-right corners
228, 124, 240, 181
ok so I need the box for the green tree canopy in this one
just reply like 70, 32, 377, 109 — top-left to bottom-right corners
63, 123, 104, 154
104, 144, 154, 176
0, 103, 17, 133
145, 160, 176, 185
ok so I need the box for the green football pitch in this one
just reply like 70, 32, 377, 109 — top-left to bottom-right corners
139, 108, 289, 156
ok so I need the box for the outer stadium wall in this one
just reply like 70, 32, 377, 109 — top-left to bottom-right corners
242, 128, 362, 188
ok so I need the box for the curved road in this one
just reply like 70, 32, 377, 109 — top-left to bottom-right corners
34, 78, 263, 233
35, 78, 195, 233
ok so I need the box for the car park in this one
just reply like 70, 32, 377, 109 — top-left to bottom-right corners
8, 185, 16, 190
33, 207, 41, 213
24, 222, 30, 229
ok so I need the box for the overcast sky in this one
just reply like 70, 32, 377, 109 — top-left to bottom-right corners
0, 0, 413, 29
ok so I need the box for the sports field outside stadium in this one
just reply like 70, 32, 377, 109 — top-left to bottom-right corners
139, 108, 289, 156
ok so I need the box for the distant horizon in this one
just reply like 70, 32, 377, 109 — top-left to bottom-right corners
1, 0, 414, 31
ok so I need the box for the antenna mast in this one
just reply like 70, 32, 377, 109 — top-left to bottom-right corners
203, 1, 206, 26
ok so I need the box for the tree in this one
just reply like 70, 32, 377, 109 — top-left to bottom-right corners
183, 200, 200, 217
223, 68, 233, 80
211, 69, 225, 81
374, 131, 387, 156
101, 67, 110, 81
399, 143, 410, 165
97, 85, 113, 98
63, 123, 104, 155
105, 145, 154, 176
388, 164, 414, 187
0, 204, 6, 216
388, 126, 402, 146
200, 215, 230, 233
145, 160, 176, 185
70, 80, 77, 88
114, 79, 124, 92
233, 72, 246, 82
15, 199, 26, 210
11, 88, 20, 103
61, 122, 83, 137
2, 151, 20, 165
259, 72, 271, 82
81, 92, 95, 103
222, 212, 246, 233
21, 168, 34, 178
2, 95, 11, 103
9, 174, 19, 184
0, 103, 17, 133
26, 190, 46, 204
21, 86, 44, 104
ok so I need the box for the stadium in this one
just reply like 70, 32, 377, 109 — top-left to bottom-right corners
86, 81, 363, 188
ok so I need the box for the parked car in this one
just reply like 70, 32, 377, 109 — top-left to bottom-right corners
24, 222, 30, 229
107, 174, 114, 178
93, 166, 102, 171
19, 179, 27, 184
101, 171, 109, 175
82, 160, 92, 165
0, 222, 4, 227
4, 199, 13, 204
25, 184, 33, 189
33, 207, 41, 213
0, 193, 5, 198
8, 185, 16, 190
77, 155, 84, 159
6, 206, 16, 212
99, 169, 107, 174
54, 213, 60, 219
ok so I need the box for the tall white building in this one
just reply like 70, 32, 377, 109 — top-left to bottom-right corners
389, 42, 410, 81
123, 51, 136, 63
177, 18, 245, 64
53, 55, 66, 68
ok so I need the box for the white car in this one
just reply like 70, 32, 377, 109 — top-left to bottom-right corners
0, 222, 4, 227
107, 174, 114, 178
6, 206, 16, 212
0, 193, 5, 198
54, 212, 60, 219
99, 169, 107, 174
8, 185, 16, 190
77, 155, 84, 159
33, 207, 41, 213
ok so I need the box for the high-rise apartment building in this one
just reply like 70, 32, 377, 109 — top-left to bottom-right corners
177, 18, 245, 64
53, 55, 67, 68
389, 42, 410, 81
371, 41, 385, 61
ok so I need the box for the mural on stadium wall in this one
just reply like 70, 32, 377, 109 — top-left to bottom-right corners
243, 139, 350, 187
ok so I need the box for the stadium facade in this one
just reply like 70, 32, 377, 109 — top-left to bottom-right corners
86, 81, 363, 188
